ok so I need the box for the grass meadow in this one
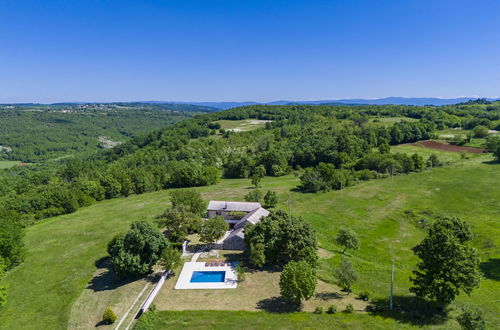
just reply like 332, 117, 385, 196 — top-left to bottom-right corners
0, 161, 23, 169
0, 153, 498, 329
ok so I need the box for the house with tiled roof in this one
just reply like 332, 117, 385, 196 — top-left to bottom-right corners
207, 200, 269, 250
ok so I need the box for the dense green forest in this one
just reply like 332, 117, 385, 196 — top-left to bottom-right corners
0, 103, 213, 162
0, 101, 499, 274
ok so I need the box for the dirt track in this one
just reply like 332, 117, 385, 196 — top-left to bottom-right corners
403, 140, 486, 153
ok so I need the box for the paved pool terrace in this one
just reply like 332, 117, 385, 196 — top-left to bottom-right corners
174, 262, 238, 289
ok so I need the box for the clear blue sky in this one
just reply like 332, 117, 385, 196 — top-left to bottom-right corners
1, 0, 499, 103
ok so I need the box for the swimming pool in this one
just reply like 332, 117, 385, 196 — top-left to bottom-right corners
190, 271, 226, 283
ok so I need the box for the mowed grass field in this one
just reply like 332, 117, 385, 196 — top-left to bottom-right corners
0, 153, 498, 329
0, 160, 23, 169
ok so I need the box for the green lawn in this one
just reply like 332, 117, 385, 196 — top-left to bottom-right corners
0, 155, 498, 329
0, 160, 23, 169
368, 117, 418, 127
135, 310, 418, 330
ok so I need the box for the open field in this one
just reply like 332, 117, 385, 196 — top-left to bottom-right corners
216, 119, 271, 131
0, 153, 498, 329
368, 117, 418, 126
0, 160, 28, 169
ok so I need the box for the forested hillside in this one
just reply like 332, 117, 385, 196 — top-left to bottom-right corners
0, 103, 213, 162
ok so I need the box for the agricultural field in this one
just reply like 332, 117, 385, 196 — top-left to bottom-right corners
0, 151, 498, 329
216, 119, 271, 131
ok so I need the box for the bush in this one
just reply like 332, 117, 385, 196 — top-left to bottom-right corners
235, 263, 246, 282
343, 304, 354, 313
473, 125, 489, 138
358, 289, 372, 301
327, 305, 337, 314
102, 307, 117, 324
457, 307, 486, 330
314, 306, 323, 314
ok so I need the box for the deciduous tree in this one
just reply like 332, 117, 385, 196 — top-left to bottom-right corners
200, 216, 228, 243
335, 228, 360, 253
410, 217, 481, 304
170, 189, 206, 216
263, 190, 278, 208
335, 257, 357, 293
158, 246, 181, 272
108, 221, 167, 277
279, 260, 317, 303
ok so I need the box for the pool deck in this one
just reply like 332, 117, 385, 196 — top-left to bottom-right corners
174, 262, 238, 290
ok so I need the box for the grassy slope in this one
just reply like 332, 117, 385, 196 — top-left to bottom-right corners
0, 155, 498, 329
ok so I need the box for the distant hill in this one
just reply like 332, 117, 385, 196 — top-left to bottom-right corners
3, 98, 498, 110
159, 97, 498, 109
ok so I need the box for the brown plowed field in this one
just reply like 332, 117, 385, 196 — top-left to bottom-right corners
402, 140, 485, 153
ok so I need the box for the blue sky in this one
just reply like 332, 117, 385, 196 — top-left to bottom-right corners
1, 0, 499, 103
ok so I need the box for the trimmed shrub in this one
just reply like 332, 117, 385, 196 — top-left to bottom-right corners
358, 289, 372, 301
314, 306, 323, 314
343, 304, 354, 313
327, 305, 337, 314
102, 307, 117, 324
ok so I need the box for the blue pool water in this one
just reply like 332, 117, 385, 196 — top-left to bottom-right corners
190, 271, 226, 283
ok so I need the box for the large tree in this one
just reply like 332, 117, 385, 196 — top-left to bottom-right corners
108, 221, 168, 277
245, 210, 317, 267
157, 207, 202, 242
279, 260, 317, 303
334, 228, 360, 253
199, 216, 228, 243
410, 217, 481, 304
170, 189, 207, 216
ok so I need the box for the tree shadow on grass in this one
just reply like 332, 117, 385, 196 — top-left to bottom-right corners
95, 320, 107, 327
315, 292, 343, 301
87, 256, 141, 292
369, 295, 449, 326
480, 258, 500, 281
256, 296, 301, 313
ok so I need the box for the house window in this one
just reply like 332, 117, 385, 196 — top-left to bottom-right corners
216, 211, 222, 216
